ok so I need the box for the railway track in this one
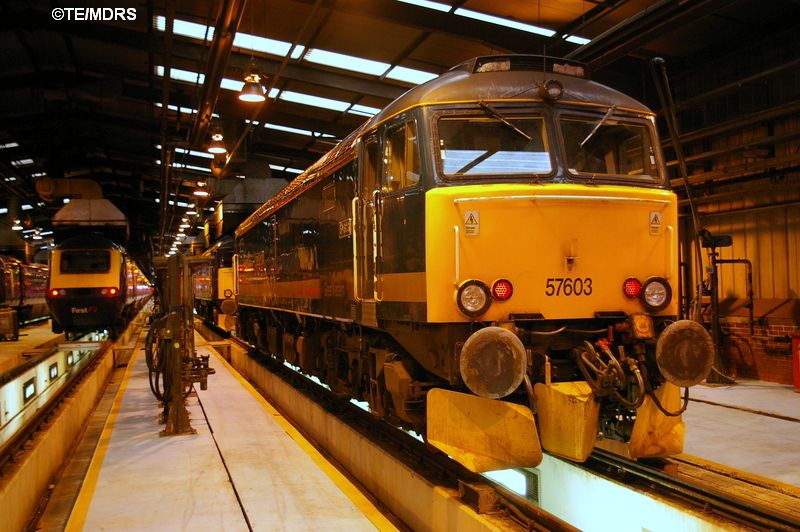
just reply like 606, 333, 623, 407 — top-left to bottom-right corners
583, 450, 800, 531
201, 320, 800, 531
0, 335, 111, 475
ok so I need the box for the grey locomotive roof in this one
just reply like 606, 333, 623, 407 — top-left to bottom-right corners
368, 60, 652, 128
237, 55, 654, 238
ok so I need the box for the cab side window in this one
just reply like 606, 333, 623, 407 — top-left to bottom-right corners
382, 121, 420, 192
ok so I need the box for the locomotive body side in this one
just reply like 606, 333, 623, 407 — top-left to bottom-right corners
233, 56, 713, 471
0, 257, 49, 339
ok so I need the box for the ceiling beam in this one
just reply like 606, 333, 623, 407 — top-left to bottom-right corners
565, 0, 734, 70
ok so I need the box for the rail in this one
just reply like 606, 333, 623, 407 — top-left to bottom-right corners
584, 449, 800, 531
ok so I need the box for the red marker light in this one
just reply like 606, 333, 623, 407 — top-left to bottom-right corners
100, 287, 119, 297
492, 279, 513, 301
48, 288, 61, 298
623, 277, 642, 298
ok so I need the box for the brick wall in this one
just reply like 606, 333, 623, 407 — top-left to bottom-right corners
720, 319, 797, 384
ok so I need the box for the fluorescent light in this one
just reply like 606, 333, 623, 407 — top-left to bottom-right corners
396, 0, 451, 12
385, 66, 438, 84
0, 142, 19, 149
0, 208, 7, 214
175, 147, 213, 160
304, 48, 389, 76
63, 198, 70, 204
21, 204, 33, 210
171, 162, 211, 173
233, 32, 305, 59
4, 177, 16, 182
31, 172, 47, 177
454, 8, 555, 36
11, 158, 34, 167
40, 230, 53, 236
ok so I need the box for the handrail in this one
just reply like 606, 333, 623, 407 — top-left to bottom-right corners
666, 225, 674, 280
351, 196, 361, 302
453, 225, 460, 286
454, 195, 670, 205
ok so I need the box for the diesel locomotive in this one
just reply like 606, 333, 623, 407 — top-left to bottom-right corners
192, 236, 236, 325
47, 235, 150, 338
230, 55, 714, 471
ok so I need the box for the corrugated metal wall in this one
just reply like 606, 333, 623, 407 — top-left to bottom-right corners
696, 201, 800, 300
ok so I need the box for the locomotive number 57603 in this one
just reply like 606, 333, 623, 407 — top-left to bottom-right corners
544, 277, 593, 296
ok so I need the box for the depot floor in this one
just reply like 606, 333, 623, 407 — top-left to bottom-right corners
683, 379, 800, 487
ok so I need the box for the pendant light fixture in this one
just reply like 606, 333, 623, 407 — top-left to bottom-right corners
207, 122, 227, 155
239, 58, 266, 102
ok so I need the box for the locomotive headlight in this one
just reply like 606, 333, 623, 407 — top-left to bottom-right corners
641, 277, 671, 312
457, 280, 491, 318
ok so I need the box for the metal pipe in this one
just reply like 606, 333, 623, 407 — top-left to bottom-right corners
189, 0, 249, 147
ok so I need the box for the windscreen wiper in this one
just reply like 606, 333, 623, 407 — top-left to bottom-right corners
580, 104, 617, 147
478, 101, 533, 142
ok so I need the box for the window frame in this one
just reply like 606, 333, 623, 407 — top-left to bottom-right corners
556, 110, 665, 186
432, 107, 556, 182
59, 249, 112, 274
379, 117, 422, 194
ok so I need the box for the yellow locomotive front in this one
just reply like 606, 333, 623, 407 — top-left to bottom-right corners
418, 57, 714, 471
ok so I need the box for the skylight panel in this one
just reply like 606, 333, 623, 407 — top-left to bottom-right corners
155, 65, 205, 84
385, 66, 438, 85
0, 142, 19, 149
155, 102, 201, 114
454, 8, 555, 37
349, 104, 380, 117
269, 164, 304, 174
565, 35, 591, 45
233, 32, 305, 59
304, 49, 389, 76
279, 91, 350, 112
155, 16, 214, 40
220, 78, 244, 92
396, 0, 451, 12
